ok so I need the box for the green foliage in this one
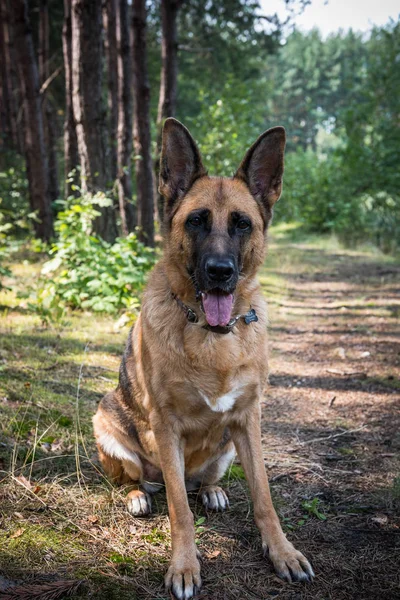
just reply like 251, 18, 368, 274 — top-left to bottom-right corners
277, 149, 366, 242
272, 22, 400, 252
223, 464, 246, 481
0, 209, 12, 290
301, 497, 327, 521
175, 0, 279, 123
141, 527, 167, 545
189, 81, 264, 176
1, 6, 399, 255
31, 192, 156, 320
0, 161, 31, 236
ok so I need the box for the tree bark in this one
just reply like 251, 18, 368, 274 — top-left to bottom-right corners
116, 0, 135, 235
0, 0, 22, 154
11, 0, 53, 241
132, 0, 154, 246
39, 0, 59, 203
155, 0, 181, 222
104, 0, 118, 182
0, 0, 11, 153
71, 0, 117, 242
62, 0, 79, 196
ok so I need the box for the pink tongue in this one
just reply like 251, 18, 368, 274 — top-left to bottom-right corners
202, 292, 234, 327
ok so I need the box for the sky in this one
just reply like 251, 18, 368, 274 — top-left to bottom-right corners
259, 0, 400, 36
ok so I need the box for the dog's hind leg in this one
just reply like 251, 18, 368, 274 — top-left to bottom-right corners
123, 459, 153, 517
189, 442, 235, 512
94, 412, 152, 516
97, 444, 152, 516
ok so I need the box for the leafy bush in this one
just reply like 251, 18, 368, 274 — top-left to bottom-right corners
276, 149, 365, 238
0, 212, 12, 291
276, 148, 400, 251
0, 161, 31, 237
31, 192, 156, 320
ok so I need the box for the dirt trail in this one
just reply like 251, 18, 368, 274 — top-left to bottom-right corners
0, 239, 399, 599
257, 241, 400, 600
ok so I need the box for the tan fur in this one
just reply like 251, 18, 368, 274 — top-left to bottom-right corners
93, 134, 313, 598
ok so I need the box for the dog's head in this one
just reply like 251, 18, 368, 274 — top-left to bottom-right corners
160, 118, 285, 327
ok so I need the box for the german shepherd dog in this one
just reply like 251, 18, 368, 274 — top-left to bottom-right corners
93, 119, 314, 599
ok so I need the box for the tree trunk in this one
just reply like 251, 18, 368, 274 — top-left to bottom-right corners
104, 0, 118, 182
132, 0, 154, 246
155, 0, 181, 222
71, 0, 117, 242
11, 0, 53, 241
0, 0, 11, 153
62, 0, 79, 196
39, 0, 59, 203
116, 0, 135, 235
0, 0, 22, 154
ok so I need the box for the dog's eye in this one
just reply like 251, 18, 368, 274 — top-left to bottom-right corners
188, 215, 202, 227
237, 219, 251, 231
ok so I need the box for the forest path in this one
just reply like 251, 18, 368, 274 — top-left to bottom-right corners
257, 236, 400, 600
0, 235, 399, 599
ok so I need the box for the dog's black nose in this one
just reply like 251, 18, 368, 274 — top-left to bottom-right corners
206, 257, 235, 282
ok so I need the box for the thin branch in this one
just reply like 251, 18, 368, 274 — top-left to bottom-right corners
178, 45, 213, 53
298, 425, 367, 446
39, 65, 63, 95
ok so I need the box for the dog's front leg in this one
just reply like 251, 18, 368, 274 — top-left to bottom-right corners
231, 404, 314, 583
151, 415, 201, 600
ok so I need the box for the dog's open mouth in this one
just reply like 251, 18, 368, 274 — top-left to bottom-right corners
201, 290, 234, 327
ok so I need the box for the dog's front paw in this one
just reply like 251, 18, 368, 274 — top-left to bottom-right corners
126, 489, 152, 516
264, 540, 314, 583
165, 554, 201, 600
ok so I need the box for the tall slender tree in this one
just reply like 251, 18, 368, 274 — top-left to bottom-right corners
155, 0, 182, 222
11, 0, 53, 240
71, 0, 117, 241
0, 0, 11, 153
132, 0, 154, 246
62, 0, 78, 195
38, 0, 59, 202
0, 0, 22, 154
116, 0, 135, 234
104, 0, 118, 182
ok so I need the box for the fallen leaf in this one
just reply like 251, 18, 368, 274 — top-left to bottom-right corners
208, 549, 221, 559
88, 515, 99, 524
16, 475, 33, 490
334, 347, 346, 360
371, 514, 388, 526
10, 528, 25, 539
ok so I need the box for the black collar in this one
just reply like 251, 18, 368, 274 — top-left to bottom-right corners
172, 293, 258, 334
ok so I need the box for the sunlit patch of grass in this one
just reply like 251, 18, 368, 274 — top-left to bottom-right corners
222, 464, 246, 482
0, 523, 86, 574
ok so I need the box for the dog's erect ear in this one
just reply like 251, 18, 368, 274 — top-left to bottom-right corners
159, 118, 207, 215
235, 126, 286, 216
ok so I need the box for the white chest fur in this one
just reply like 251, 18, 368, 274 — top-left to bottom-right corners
199, 385, 244, 413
